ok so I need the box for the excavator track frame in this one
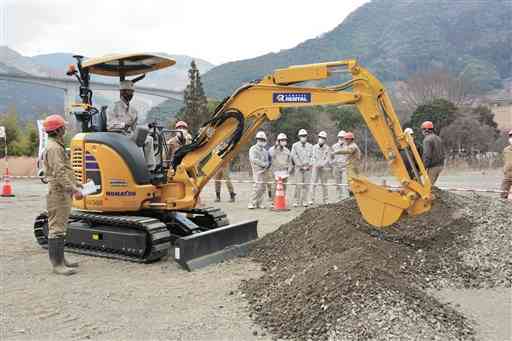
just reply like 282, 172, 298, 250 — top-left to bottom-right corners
34, 207, 257, 270
34, 211, 171, 263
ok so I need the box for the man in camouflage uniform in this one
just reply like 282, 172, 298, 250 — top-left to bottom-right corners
332, 132, 361, 196
43, 114, 83, 276
501, 130, 512, 199
214, 164, 236, 202
107, 80, 156, 170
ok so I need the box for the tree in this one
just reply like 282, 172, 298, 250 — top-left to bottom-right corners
407, 99, 458, 144
176, 61, 209, 134
24, 122, 39, 157
327, 105, 365, 132
0, 110, 42, 158
268, 107, 319, 145
397, 68, 475, 111
471, 105, 499, 137
440, 117, 496, 154
0, 111, 22, 156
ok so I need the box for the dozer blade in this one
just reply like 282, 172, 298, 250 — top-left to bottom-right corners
173, 220, 258, 271
351, 177, 412, 227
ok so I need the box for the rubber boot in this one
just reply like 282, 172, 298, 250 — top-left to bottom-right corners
63, 251, 79, 268
214, 192, 221, 203
49, 238, 77, 276
229, 192, 236, 203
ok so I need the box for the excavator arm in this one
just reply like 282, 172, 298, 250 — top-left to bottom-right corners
166, 60, 432, 227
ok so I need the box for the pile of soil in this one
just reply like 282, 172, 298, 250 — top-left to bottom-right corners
241, 189, 511, 340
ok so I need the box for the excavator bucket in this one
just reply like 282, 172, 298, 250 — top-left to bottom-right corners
173, 220, 258, 271
350, 177, 411, 227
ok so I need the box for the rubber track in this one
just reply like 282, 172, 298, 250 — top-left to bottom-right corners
34, 211, 171, 263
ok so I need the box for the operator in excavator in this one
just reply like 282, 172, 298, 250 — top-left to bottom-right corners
107, 80, 156, 170
331, 130, 348, 200
248, 131, 271, 209
310, 131, 331, 205
421, 121, 444, 185
291, 129, 313, 207
42, 114, 82, 276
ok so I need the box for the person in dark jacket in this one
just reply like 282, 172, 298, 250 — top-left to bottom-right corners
421, 121, 444, 185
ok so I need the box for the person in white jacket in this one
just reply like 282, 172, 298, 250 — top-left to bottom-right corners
248, 131, 271, 209
331, 130, 348, 201
269, 133, 293, 199
291, 129, 313, 207
310, 131, 331, 205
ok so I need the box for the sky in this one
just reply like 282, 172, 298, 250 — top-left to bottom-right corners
1, 0, 369, 65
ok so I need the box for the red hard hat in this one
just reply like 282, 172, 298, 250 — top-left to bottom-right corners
421, 121, 434, 129
344, 132, 354, 139
175, 121, 188, 129
43, 114, 66, 132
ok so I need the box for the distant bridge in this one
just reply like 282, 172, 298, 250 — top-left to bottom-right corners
0, 72, 183, 112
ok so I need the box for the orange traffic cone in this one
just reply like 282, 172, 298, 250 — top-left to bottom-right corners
1, 168, 15, 197
272, 177, 289, 211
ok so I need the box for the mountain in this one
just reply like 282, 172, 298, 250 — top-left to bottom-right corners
0, 48, 63, 119
0, 46, 53, 76
0, 47, 214, 120
31, 53, 79, 75
203, 0, 512, 98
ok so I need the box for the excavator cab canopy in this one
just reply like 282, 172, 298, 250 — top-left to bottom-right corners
81, 53, 176, 77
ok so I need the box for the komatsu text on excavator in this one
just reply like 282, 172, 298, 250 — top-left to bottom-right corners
34, 53, 432, 270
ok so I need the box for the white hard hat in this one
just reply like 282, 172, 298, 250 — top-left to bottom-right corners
120, 80, 134, 90
277, 133, 288, 140
337, 130, 346, 138
256, 131, 267, 140
404, 128, 414, 135
298, 129, 308, 136
318, 131, 327, 138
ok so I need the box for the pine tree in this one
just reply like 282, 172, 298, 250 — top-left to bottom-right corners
177, 61, 209, 134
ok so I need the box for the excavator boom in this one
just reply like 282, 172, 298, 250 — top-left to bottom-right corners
170, 60, 432, 227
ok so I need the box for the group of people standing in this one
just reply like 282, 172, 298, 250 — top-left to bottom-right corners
248, 129, 361, 209
246, 120, 465, 210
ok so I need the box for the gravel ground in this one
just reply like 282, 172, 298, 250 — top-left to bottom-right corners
242, 185, 511, 340
1, 170, 510, 341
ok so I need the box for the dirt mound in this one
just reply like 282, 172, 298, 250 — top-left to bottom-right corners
241, 189, 511, 340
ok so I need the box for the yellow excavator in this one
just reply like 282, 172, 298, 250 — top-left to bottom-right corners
34, 53, 432, 270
